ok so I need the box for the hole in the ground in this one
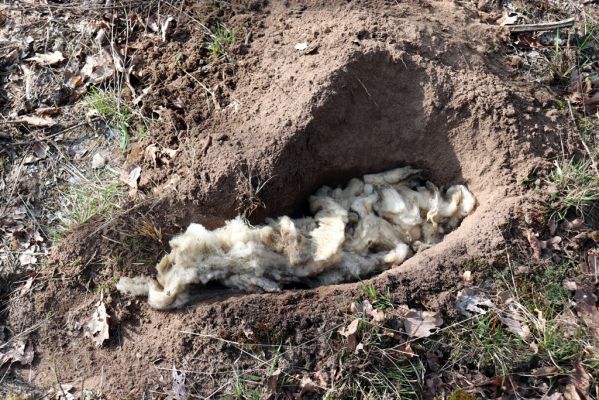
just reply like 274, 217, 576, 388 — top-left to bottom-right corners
120, 50, 513, 310
119, 165, 476, 309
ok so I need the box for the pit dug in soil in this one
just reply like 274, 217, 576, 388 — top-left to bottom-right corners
10, 2, 568, 396
117, 166, 476, 309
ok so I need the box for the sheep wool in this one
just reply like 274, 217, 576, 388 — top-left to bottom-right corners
117, 167, 476, 309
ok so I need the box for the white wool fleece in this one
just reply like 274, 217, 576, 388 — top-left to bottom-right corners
118, 166, 477, 309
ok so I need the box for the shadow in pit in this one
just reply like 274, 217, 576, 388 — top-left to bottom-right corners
255, 51, 464, 221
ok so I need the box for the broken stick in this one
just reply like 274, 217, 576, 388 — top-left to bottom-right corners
506, 17, 576, 33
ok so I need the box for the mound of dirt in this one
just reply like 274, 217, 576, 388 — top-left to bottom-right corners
6, 1, 571, 397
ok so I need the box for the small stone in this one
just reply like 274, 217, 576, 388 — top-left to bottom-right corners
91, 153, 108, 169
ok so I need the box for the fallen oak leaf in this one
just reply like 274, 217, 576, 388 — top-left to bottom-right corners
404, 310, 443, 338
84, 301, 109, 347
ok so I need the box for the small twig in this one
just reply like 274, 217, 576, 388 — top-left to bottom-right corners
181, 68, 221, 110
355, 75, 380, 109
53, 360, 68, 399
0, 155, 25, 218
506, 17, 576, 33
567, 100, 599, 177
2, 119, 95, 147
201, 135, 213, 156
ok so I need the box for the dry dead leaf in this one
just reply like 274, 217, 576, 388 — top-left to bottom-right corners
533, 366, 558, 377
27, 50, 64, 66
369, 308, 386, 322
19, 276, 34, 296
338, 318, 360, 351
354, 342, 365, 354
563, 280, 578, 291
64, 69, 86, 89
163, 148, 178, 159
539, 236, 562, 250
33, 141, 49, 158
499, 314, 531, 340
0, 339, 34, 366
127, 166, 141, 188
161, 16, 175, 42
462, 270, 473, 283
35, 106, 60, 116
361, 299, 386, 322
84, 301, 109, 347
242, 325, 257, 342
456, 288, 494, 316
542, 392, 563, 400
145, 144, 160, 167
120, 166, 142, 197
166, 366, 188, 400
582, 248, 598, 278
12, 115, 57, 127
350, 301, 363, 314
527, 229, 542, 260
498, 11, 522, 26
404, 310, 443, 338
515, 34, 544, 49
262, 368, 281, 399
563, 360, 591, 400
398, 342, 416, 358
565, 219, 586, 231
47, 383, 76, 400
81, 50, 115, 84
298, 375, 320, 397
19, 247, 38, 266
91, 153, 108, 169
574, 301, 599, 341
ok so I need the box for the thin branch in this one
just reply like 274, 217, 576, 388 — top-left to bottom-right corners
567, 100, 599, 178
506, 17, 576, 33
